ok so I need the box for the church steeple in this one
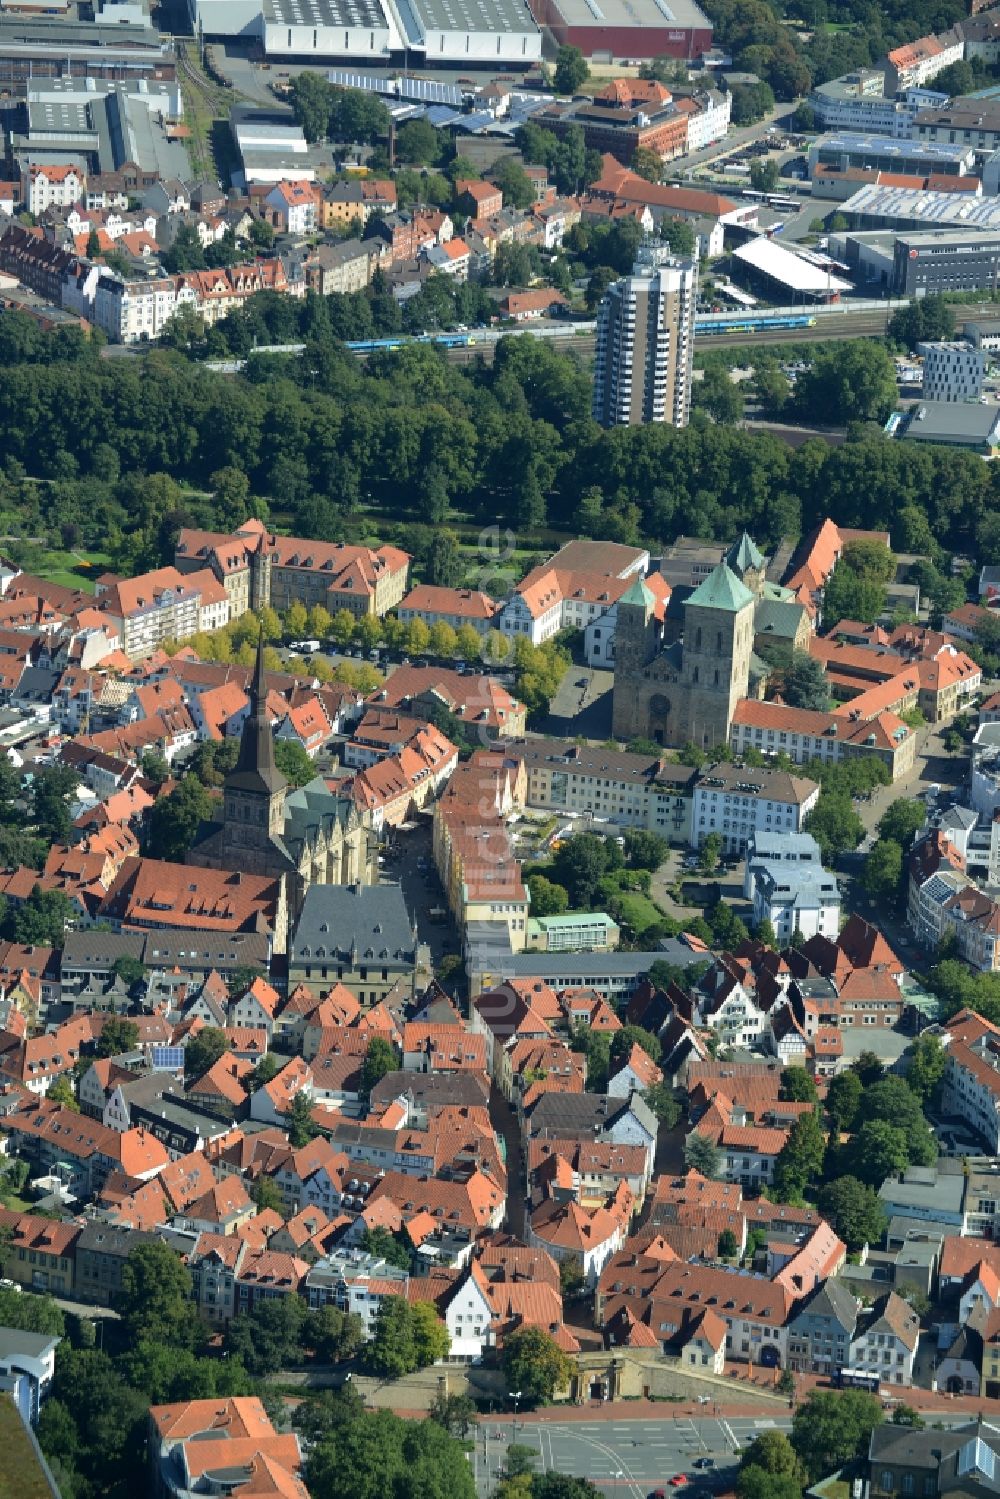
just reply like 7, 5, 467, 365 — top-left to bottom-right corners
231, 631, 286, 796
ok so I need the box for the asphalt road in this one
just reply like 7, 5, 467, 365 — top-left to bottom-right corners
473, 1411, 980, 1499
474, 1415, 786, 1498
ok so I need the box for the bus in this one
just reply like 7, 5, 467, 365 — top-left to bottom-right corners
833, 1370, 881, 1392
766, 194, 802, 212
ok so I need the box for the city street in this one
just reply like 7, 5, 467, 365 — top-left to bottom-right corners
473, 1413, 780, 1498
471, 1410, 980, 1498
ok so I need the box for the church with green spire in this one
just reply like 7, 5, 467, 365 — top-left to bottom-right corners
612, 532, 782, 748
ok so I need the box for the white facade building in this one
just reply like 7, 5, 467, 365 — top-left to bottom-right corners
94, 274, 178, 343
919, 340, 986, 402
592, 244, 697, 429
691, 766, 820, 855
752, 863, 841, 942
684, 89, 732, 152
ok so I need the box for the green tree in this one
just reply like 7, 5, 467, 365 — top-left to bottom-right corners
429, 1389, 477, 1437
644, 1083, 682, 1127
694, 365, 745, 425
796, 342, 898, 426
32, 765, 79, 843
684, 1131, 721, 1178
570, 1025, 612, 1091
246, 1054, 280, 1093
805, 790, 864, 863
699, 832, 723, 872
359, 1225, 412, 1270
287, 1088, 318, 1147
527, 874, 569, 917
888, 296, 954, 353
274, 740, 317, 789
0, 1287, 64, 1336
740, 1430, 804, 1480
502, 1325, 574, 1405
623, 829, 669, 869
331, 608, 357, 648
848, 1119, 910, 1186
862, 839, 903, 904
361, 1036, 398, 1097
750, 159, 780, 194
428, 620, 459, 659
782, 650, 829, 711
306, 1303, 363, 1364
877, 799, 926, 849
610, 1024, 661, 1064
633, 146, 664, 182
140, 749, 170, 788
551, 833, 621, 908
773, 1109, 825, 1202
47, 1075, 79, 1111
252, 1176, 285, 1215
816, 1176, 888, 1251
411, 1300, 450, 1366
395, 118, 441, 165
225, 1295, 308, 1376
304, 1407, 476, 1499
851, 1051, 885, 1088
455, 623, 482, 663
791, 1390, 883, 1483
184, 1026, 228, 1081
285, 600, 309, 638
147, 773, 214, 861
493, 158, 536, 210
780, 1067, 817, 1103
366, 1298, 416, 1377
857, 1076, 937, 1166
905, 1033, 947, 1107
118, 1240, 196, 1350
10, 887, 75, 946
96, 1016, 139, 1056
291, 70, 333, 142
718, 1228, 739, 1259
554, 45, 589, 93
825, 1069, 862, 1134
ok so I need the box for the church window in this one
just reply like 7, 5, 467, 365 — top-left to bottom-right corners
692, 667, 699, 683
717, 631, 723, 652
695, 627, 702, 649
714, 670, 720, 686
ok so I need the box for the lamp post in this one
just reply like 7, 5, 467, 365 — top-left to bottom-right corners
508, 1390, 522, 1444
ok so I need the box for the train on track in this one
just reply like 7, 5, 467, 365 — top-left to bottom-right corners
342, 312, 818, 355
694, 313, 818, 335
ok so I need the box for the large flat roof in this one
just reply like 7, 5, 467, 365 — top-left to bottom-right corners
813, 132, 970, 164
901, 401, 1000, 442
395, 0, 539, 37
841, 183, 1000, 230
540, 0, 709, 26
264, 0, 389, 28
733, 235, 852, 294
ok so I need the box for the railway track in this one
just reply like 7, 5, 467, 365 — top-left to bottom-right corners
352, 310, 895, 366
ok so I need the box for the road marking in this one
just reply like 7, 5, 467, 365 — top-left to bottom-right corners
753, 1420, 776, 1429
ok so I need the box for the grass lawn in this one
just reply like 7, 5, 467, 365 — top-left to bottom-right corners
613, 890, 665, 934
0, 1397, 57, 1499
30, 548, 111, 592
0, 1190, 36, 1213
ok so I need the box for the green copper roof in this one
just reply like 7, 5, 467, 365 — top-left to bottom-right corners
686, 560, 755, 613
726, 531, 764, 575
620, 576, 655, 608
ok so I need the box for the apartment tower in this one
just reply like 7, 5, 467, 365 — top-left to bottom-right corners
591, 243, 697, 429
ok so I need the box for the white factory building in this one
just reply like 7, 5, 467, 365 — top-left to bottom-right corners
190, 0, 541, 65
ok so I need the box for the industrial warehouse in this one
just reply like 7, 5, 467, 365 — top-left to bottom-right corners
189, 0, 543, 65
